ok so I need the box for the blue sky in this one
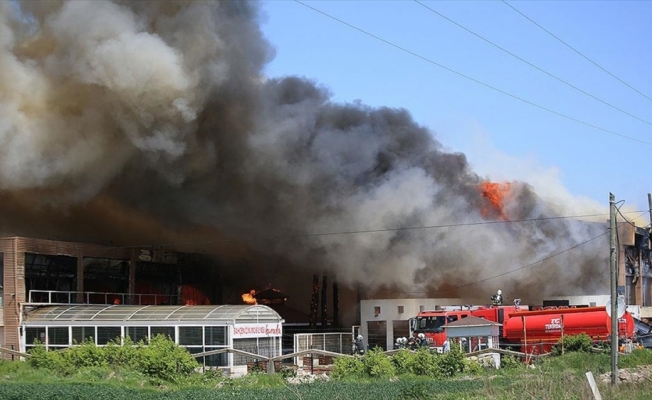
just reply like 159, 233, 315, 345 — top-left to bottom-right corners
259, 1, 652, 219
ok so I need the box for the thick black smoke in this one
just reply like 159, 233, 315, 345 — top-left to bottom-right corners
0, 0, 607, 301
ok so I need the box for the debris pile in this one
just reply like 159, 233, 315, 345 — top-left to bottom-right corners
599, 365, 652, 383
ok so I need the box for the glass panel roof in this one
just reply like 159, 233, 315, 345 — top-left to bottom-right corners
24, 305, 282, 323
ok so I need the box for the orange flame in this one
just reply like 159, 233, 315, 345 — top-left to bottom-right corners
241, 289, 258, 305
479, 181, 511, 220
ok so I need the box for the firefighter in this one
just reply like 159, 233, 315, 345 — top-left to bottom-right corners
416, 333, 428, 348
407, 336, 417, 350
491, 289, 503, 306
353, 335, 365, 355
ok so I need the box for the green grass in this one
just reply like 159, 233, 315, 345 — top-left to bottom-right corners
0, 350, 650, 399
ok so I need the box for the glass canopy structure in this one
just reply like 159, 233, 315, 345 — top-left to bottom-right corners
21, 304, 283, 369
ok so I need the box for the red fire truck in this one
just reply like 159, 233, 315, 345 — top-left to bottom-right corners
408, 304, 526, 350
408, 302, 638, 353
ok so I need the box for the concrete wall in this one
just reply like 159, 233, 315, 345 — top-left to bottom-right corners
360, 298, 487, 350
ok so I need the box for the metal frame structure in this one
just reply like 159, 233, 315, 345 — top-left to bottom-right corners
20, 304, 283, 370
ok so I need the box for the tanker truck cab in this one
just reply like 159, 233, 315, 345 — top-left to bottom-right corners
409, 310, 471, 350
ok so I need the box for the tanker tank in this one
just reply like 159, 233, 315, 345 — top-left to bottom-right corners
502, 307, 634, 354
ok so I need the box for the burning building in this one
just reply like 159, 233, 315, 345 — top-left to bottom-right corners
0, 0, 618, 355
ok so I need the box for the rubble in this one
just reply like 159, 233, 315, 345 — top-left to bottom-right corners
599, 365, 652, 383
285, 372, 331, 385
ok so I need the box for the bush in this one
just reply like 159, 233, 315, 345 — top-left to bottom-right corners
408, 348, 440, 378
130, 334, 199, 383
332, 356, 365, 379
28, 345, 71, 374
463, 358, 484, 375
552, 333, 592, 356
104, 336, 138, 367
333, 346, 484, 380
436, 345, 466, 377
27, 334, 198, 384
61, 339, 108, 369
363, 348, 396, 378
500, 355, 522, 370
391, 349, 414, 375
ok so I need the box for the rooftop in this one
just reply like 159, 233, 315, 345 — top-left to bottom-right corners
24, 304, 282, 324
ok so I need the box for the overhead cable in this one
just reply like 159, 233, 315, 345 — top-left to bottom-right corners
300, 212, 612, 238
106, 210, 650, 252
386, 229, 609, 294
386, 212, 649, 295
502, 0, 652, 104
292, 1, 650, 145
414, 0, 652, 127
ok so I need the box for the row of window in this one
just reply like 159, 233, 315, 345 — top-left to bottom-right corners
24, 325, 228, 347
23, 326, 282, 368
375, 306, 467, 315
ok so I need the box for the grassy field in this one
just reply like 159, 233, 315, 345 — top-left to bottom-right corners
1, 349, 651, 399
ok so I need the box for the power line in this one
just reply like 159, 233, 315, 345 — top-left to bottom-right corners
300, 212, 613, 238
502, 0, 652, 104
615, 202, 639, 228
414, 1, 652, 128
101, 210, 650, 251
292, 1, 650, 146
387, 211, 649, 295
386, 229, 609, 294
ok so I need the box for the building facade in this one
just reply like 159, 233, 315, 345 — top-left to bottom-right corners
0, 236, 220, 359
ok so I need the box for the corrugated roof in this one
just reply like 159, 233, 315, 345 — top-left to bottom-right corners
444, 316, 501, 328
24, 304, 282, 324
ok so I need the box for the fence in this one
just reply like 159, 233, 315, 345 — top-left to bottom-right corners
27, 290, 179, 306
293, 332, 353, 366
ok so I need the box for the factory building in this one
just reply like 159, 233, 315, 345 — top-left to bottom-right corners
0, 236, 222, 359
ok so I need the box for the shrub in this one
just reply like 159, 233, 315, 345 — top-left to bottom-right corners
463, 358, 484, 375
391, 349, 414, 375
332, 356, 365, 379
500, 355, 522, 370
61, 339, 108, 369
409, 348, 440, 378
28, 345, 71, 374
104, 336, 138, 367
27, 334, 198, 384
552, 333, 592, 356
130, 334, 199, 383
436, 345, 466, 377
363, 348, 396, 378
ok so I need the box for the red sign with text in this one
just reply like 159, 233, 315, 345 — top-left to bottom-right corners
232, 323, 282, 338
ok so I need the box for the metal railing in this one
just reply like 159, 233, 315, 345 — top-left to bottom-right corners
193, 347, 351, 374
27, 290, 179, 306
293, 332, 353, 366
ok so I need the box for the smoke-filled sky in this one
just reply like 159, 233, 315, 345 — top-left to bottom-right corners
262, 1, 652, 212
0, 0, 619, 301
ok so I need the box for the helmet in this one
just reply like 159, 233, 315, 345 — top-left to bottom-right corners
418, 333, 425, 339
497, 289, 502, 295
357, 335, 363, 341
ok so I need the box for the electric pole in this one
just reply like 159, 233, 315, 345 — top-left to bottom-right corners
647, 193, 652, 232
609, 192, 618, 385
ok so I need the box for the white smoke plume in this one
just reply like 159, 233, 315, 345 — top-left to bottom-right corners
0, 0, 608, 301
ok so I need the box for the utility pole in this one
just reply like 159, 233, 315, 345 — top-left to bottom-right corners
609, 193, 618, 385
647, 193, 652, 233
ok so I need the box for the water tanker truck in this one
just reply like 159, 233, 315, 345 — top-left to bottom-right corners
408, 296, 647, 354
